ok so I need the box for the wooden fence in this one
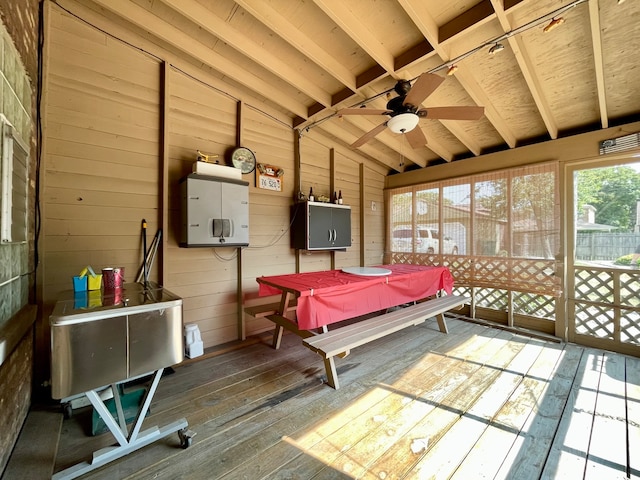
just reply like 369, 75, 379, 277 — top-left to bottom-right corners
576, 233, 640, 260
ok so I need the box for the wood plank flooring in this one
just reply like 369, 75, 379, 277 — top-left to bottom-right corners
46, 317, 640, 479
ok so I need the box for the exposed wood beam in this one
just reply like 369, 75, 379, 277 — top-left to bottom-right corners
57, 0, 297, 126
232, 0, 357, 93
356, 65, 389, 89
317, 122, 406, 173
398, 0, 517, 149
90, 0, 310, 119
396, 0, 439, 52
161, 0, 332, 108
504, 0, 532, 14
340, 117, 427, 167
511, 35, 558, 138
454, 68, 517, 148
421, 135, 454, 162
312, 0, 397, 77
309, 129, 391, 177
588, 0, 608, 128
439, 0, 496, 44
394, 41, 436, 71
490, 0, 559, 139
440, 121, 482, 156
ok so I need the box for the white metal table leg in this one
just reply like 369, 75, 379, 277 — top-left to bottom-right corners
52, 368, 189, 480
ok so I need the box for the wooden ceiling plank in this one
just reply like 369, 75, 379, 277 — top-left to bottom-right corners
439, 0, 497, 44
450, 68, 517, 148
588, 0, 608, 128
504, 0, 527, 10
318, 122, 405, 173
55, 0, 295, 127
300, 128, 391, 177
397, 0, 440, 48
341, 117, 428, 167
161, 0, 332, 107
421, 135, 454, 162
332, 88, 359, 106
440, 120, 482, 155
233, 0, 357, 92
312, 0, 397, 76
90, 0, 310, 119
509, 35, 558, 139
490, 0, 558, 139
308, 103, 327, 117
394, 41, 436, 71
356, 65, 388, 89
398, 0, 517, 149
504, 0, 533, 14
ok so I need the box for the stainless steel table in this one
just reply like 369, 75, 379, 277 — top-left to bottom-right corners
50, 282, 193, 480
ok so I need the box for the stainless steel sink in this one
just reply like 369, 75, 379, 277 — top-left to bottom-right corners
50, 282, 184, 399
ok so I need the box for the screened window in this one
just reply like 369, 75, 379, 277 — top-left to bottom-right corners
1, 115, 29, 243
387, 162, 560, 296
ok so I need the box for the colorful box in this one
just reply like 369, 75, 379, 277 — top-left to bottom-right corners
73, 276, 88, 293
77, 266, 102, 291
87, 273, 102, 291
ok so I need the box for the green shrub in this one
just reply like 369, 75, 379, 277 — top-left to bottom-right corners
614, 254, 640, 266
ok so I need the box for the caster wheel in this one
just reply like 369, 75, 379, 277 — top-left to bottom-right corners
62, 402, 73, 419
181, 436, 193, 449
178, 428, 195, 449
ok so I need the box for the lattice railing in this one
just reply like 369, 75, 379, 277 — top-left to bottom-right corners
514, 292, 556, 318
476, 287, 508, 311
573, 265, 640, 345
388, 255, 640, 346
389, 252, 558, 321
621, 309, 640, 345
575, 303, 614, 339
389, 252, 560, 297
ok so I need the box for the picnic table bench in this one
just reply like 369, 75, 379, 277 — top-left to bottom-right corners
254, 265, 465, 389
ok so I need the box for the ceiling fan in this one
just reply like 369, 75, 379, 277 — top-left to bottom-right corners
337, 73, 484, 149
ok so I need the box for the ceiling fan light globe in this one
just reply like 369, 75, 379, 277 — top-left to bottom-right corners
387, 113, 419, 134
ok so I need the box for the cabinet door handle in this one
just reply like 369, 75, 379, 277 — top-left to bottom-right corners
328, 229, 333, 242
333, 229, 337, 242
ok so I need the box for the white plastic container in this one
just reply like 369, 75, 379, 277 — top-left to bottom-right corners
191, 161, 242, 180
184, 323, 204, 358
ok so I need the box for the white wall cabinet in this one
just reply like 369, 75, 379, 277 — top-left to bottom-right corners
180, 174, 249, 247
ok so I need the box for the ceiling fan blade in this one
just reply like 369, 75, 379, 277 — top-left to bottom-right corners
405, 127, 427, 149
417, 106, 485, 120
337, 108, 390, 116
403, 73, 445, 108
351, 122, 388, 148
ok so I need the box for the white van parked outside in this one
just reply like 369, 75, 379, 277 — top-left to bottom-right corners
392, 226, 458, 254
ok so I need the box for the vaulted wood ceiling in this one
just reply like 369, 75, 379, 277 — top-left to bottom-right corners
61, 0, 640, 173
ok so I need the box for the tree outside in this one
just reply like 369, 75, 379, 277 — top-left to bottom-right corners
576, 165, 640, 231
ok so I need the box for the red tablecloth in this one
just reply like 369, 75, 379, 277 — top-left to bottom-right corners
257, 264, 454, 330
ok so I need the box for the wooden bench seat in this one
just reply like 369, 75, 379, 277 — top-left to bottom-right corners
302, 294, 469, 389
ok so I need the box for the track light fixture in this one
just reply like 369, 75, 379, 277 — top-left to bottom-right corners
488, 43, 505, 55
543, 17, 565, 32
617, 0, 626, 4
447, 65, 458, 76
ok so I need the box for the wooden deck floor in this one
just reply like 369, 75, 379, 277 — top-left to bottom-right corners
47, 317, 640, 479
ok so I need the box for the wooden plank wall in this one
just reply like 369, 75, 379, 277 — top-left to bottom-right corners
364, 165, 386, 266
165, 67, 299, 346
164, 67, 239, 347
42, 7, 161, 305
41, 3, 386, 354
